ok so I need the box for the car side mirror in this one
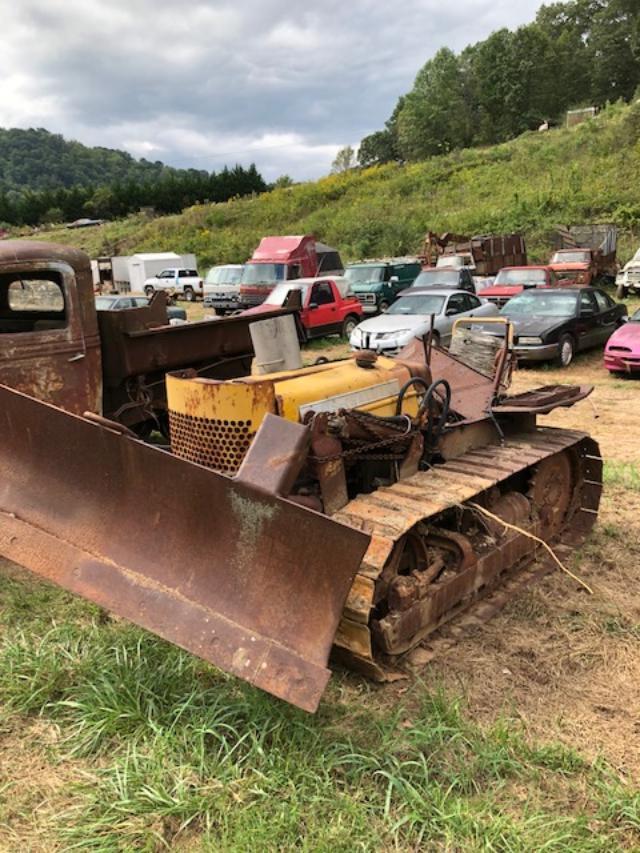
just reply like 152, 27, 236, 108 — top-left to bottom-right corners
309, 302, 318, 310
445, 307, 457, 316
389, 275, 399, 283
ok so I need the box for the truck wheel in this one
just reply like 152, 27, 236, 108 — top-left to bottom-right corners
184, 287, 196, 302
378, 301, 390, 313
342, 315, 359, 338
616, 283, 629, 299
144, 285, 155, 297
555, 334, 574, 368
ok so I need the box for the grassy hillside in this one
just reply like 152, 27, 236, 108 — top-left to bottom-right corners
25, 100, 640, 267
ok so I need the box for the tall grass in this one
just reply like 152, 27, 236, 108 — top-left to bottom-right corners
0, 572, 638, 850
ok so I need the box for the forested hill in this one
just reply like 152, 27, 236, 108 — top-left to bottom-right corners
0, 128, 171, 193
357, 0, 640, 166
32, 100, 640, 268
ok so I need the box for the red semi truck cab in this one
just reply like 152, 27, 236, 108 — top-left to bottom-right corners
238, 235, 343, 308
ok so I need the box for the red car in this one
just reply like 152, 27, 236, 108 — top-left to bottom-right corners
240, 276, 362, 340
479, 265, 557, 307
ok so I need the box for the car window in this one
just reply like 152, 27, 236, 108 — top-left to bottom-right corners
468, 295, 482, 310
593, 290, 612, 312
446, 293, 467, 315
311, 281, 334, 305
159, 270, 173, 278
579, 291, 597, 314
2, 273, 67, 334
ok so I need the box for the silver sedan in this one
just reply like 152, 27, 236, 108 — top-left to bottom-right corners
349, 287, 500, 354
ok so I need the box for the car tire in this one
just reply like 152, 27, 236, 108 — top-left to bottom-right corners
555, 334, 574, 368
378, 301, 390, 313
616, 283, 629, 299
431, 330, 441, 348
144, 285, 155, 297
183, 287, 196, 302
341, 315, 359, 338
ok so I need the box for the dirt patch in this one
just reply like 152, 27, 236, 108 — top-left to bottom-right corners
426, 485, 640, 779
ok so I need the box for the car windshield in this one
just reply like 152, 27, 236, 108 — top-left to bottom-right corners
241, 263, 286, 285
551, 251, 590, 264
345, 266, 384, 283
264, 283, 309, 306
495, 269, 547, 285
502, 292, 578, 318
387, 294, 445, 316
206, 266, 242, 285
95, 297, 116, 309
413, 270, 459, 286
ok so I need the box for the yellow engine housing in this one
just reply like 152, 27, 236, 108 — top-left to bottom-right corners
166, 357, 419, 473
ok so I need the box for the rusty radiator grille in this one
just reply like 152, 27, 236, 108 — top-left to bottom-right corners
168, 410, 254, 474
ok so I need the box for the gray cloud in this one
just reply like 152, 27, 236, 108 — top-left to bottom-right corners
1, 0, 544, 180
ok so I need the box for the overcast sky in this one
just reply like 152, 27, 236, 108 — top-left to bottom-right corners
2, 0, 544, 181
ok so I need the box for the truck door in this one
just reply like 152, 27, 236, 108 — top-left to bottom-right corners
0, 263, 102, 415
307, 281, 338, 337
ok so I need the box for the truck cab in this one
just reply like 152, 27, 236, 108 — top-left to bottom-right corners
548, 249, 593, 285
345, 259, 422, 314
241, 277, 363, 339
239, 236, 343, 308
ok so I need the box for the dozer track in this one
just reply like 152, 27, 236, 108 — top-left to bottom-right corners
331, 427, 602, 678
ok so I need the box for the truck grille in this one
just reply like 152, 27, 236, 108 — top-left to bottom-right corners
356, 293, 376, 305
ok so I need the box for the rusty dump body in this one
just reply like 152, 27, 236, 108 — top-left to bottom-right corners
0, 242, 603, 712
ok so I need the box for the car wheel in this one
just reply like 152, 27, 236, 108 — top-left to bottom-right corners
144, 285, 155, 297
378, 301, 390, 313
183, 287, 196, 302
555, 334, 574, 368
342, 315, 359, 338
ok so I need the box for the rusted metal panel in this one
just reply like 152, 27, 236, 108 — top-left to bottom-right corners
0, 383, 370, 713
0, 242, 102, 415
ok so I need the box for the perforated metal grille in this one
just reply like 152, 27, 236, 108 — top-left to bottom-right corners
169, 411, 254, 474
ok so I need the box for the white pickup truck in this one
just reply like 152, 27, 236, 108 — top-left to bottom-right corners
144, 267, 203, 301
616, 247, 640, 297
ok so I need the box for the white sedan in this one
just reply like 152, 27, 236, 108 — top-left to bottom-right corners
349, 287, 499, 354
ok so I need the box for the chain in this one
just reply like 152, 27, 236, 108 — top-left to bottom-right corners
309, 411, 418, 464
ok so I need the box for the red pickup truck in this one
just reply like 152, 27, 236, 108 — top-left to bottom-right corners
240, 277, 362, 340
479, 266, 556, 307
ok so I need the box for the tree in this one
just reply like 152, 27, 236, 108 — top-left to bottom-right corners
273, 174, 294, 189
331, 145, 357, 173
396, 48, 473, 160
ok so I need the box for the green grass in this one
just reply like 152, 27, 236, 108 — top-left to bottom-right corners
0, 571, 638, 850
21, 100, 640, 271
603, 461, 640, 492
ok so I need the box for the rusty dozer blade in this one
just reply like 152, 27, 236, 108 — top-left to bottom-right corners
0, 384, 370, 712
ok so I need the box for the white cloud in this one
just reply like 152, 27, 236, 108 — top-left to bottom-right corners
0, 0, 546, 180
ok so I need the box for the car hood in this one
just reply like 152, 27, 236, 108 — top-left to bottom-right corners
481, 285, 523, 297
355, 314, 428, 335
205, 284, 240, 295
606, 322, 640, 350
484, 314, 568, 337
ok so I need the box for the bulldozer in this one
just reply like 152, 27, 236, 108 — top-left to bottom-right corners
0, 242, 602, 712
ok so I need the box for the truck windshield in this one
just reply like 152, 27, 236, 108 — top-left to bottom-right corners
264, 284, 308, 306
241, 264, 286, 285
387, 294, 445, 316
503, 292, 578, 317
413, 270, 459, 286
495, 269, 547, 285
345, 266, 384, 283
206, 266, 243, 285
551, 251, 590, 264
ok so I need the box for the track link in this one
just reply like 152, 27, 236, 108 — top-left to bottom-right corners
331, 427, 602, 679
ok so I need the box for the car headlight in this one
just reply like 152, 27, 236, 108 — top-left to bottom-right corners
518, 336, 543, 345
